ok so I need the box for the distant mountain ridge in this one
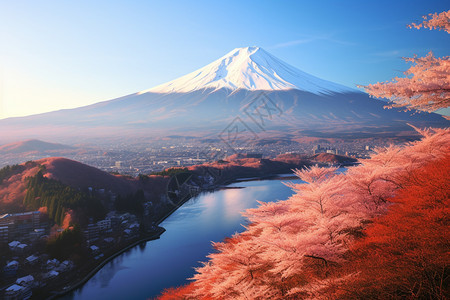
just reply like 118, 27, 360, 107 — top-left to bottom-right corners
0, 47, 447, 143
0, 139, 73, 154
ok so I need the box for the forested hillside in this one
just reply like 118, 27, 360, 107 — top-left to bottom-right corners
24, 170, 106, 225
0, 157, 170, 227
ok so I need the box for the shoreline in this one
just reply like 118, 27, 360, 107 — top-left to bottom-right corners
49, 227, 165, 299
50, 177, 214, 299
50, 171, 299, 298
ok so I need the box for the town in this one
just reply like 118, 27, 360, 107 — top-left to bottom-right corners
0, 138, 386, 177
0, 165, 233, 299
0, 140, 382, 299
0, 205, 167, 299
50, 140, 382, 176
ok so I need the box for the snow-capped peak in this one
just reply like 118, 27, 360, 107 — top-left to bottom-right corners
140, 46, 356, 95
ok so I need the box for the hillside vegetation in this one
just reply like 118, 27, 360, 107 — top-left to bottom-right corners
24, 170, 106, 225
0, 157, 169, 225
160, 127, 449, 299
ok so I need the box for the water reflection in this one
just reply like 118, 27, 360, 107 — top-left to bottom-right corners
65, 175, 303, 300
139, 242, 147, 252
97, 258, 129, 288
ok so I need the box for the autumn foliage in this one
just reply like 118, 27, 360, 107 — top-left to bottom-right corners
364, 10, 450, 113
159, 127, 449, 299
335, 154, 450, 299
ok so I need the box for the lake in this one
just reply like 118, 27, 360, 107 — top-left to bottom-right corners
63, 175, 303, 300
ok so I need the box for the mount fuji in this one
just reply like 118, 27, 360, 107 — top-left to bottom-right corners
143, 46, 354, 94
0, 46, 447, 143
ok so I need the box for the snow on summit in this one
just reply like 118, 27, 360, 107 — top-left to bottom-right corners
140, 46, 356, 95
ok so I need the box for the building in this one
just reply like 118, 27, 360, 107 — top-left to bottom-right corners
128, 223, 140, 233
3, 260, 19, 277
0, 226, 9, 243
29, 228, 46, 240
107, 215, 121, 231
90, 245, 100, 255
0, 211, 46, 241
8, 241, 28, 253
16, 275, 34, 288
42, 270, 59, 280
25, 255, 39, 265
8, 240, 20, 250
103, 237, 115, 246
346, 151, 357, 157
312, 145, 322, 154
97, 219, 111, 232
326, 149, 338, 155
56, 260, 74, 272
46, 258, 60, 271
4, 284, 32, 300
16, 243, 28, 253
83, 223, 99, 242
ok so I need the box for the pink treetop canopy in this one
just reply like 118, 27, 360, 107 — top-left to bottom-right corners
363, 10, 450, 113
365, 52, 449, 113
409, 10, 450, 33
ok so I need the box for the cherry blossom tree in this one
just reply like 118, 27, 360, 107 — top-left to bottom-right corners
158, 14, 450, 295
363, 10, 450, 113
159, 127, 450, 299
409, 10, 450, 33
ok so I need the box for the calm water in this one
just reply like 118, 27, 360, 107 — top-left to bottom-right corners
64, 175, 303, 300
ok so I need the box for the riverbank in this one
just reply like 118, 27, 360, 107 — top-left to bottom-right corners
50, 163, 351, 299
47, 227, 165, 299
65, 171, 308, 299
48, 174, 216, 299
47, 177, 213, 299
50, 170, 297, 299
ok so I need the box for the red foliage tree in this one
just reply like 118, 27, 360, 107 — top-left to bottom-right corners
336, 155, 450, 299
158, 128, 450, 299
158, 284, 197, 300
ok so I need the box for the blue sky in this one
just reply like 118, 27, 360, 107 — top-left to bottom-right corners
0, 0, 448, 119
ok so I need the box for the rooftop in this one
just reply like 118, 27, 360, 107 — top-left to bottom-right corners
6, 284, 24, 292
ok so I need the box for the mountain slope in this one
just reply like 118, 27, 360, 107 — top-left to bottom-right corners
142, 46, 355, 94
0, 139, 74, 154
0, 158, 168, 212
0, 47, 447, 143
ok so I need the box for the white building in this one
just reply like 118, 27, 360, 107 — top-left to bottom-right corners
97, 219, 111, 231
16, 275, 34, 288
4, 260, 19, 276
43, 270, 59, 280
46, 258, 60, 271
0, 225, 8, 243
4, 284, 31, 300
8, 240, 20, 250
90, 245, 100, 255
25, 255, 39, 265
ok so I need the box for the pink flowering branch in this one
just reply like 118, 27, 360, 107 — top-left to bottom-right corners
364, 52, 450, 112
409, 10, 450, 33
362, 10, 450, 113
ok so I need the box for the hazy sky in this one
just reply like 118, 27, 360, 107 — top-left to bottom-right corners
0, 0, 448, 119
